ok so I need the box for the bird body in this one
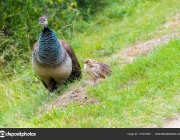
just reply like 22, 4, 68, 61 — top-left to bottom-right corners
32, 16, 81, 92
84, 59, 111, 85
32, 44, 72, 87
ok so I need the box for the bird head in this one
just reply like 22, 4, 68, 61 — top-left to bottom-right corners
38, 16, 48, 27
84, 59, 92, 65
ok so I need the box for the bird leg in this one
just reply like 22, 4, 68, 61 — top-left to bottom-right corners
93, 78, 97, 86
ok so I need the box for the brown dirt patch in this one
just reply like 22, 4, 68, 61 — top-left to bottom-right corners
113, 33, 179, 65
162, 116, 180, 128
40, 79, 101, 113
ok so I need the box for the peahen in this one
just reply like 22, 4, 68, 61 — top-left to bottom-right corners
32, 16, 81, 92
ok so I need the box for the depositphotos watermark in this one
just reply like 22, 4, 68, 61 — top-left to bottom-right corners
0, 130, 36, 138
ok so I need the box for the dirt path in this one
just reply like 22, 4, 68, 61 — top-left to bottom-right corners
162, 116, 180, 128
112, 32, 179, 64
40, 13, 180, 128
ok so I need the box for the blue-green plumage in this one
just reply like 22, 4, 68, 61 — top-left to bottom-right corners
37, 26, 64, 67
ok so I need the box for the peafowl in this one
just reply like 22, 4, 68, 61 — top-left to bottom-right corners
84, 58, 112, 85
32, 16, 81, 92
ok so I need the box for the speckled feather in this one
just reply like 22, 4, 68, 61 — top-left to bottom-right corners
84, 59, 111, 85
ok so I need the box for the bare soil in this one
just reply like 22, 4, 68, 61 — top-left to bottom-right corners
162, 116, 180, 128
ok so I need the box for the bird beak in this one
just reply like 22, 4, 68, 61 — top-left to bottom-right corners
38, 21, 41, 26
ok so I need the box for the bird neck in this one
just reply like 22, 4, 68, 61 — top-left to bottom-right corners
44, 23, 48, 28
43, 25, 49, 29
37, 26, 64, 66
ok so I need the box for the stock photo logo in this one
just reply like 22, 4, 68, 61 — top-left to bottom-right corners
0, 131, 5, 138
0, 130, 36, 138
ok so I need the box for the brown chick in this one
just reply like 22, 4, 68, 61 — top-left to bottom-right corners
84, 59, 112, 85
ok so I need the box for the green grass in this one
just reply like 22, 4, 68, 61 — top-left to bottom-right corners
1, 0, 180, 127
